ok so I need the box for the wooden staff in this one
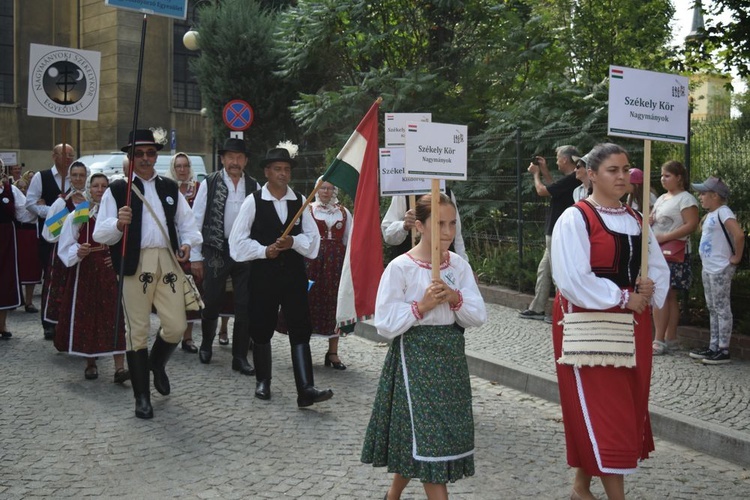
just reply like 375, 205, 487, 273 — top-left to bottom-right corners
640, 139, 652, 280
430, 179, 440, 280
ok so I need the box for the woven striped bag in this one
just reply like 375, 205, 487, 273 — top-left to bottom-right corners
557, 311, 636, 368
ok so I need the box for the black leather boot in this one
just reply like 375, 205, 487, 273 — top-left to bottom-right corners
126, 349, 153, 419
149, 334, 178, 396
253, 342, 272, 400
291, 343, 333, 407
231, 319, 255, 375
199, 318, 218, 364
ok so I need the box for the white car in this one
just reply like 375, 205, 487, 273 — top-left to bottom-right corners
75, 152, 209, 182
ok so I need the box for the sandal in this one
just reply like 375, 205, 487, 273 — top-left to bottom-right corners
181, 339, 198, 353
113, 368, 130, 384
652, 340, 668, 356
84, 365, 99, 380
218, 330, 229, 346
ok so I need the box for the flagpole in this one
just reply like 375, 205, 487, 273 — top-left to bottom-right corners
114, 14, 148, 347
280, 177, 323, 238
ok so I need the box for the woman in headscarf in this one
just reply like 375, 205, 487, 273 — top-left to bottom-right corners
166, 153, 202, 352
56, 172, 128, 382
42, 161, 88, 335
305, 178, 352, 369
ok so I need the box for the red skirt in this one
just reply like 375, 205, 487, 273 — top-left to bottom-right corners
54, 248, 126, 356
42, 248, 70, 324
306, 238, 346, 336
16, 223, 42, 284
0, 223, 22, 310
552, 292, 654, 476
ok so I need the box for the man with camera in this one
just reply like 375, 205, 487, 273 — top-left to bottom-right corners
519, 145, 580, 323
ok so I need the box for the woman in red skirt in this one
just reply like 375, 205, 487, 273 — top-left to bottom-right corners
14, 171, 42, 313
55, 173, 128, 383
550, 143, 670, 499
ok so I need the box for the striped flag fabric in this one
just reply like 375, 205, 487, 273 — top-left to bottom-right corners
72, 200, 90, 224
44, 206, 70, 237
322, 99, 383, 333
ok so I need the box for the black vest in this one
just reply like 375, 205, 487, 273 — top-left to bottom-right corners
202, 170, 260, 252
108, 176, 180, 276
250, 190, 304, 273
0, 182, 15, 224
37, 169, 64, 235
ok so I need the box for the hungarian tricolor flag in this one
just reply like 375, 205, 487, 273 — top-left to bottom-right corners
322, 98, 383, 333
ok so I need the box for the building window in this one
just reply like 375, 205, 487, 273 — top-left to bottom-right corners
0, 0, 13, 104
173, 5, 201, 110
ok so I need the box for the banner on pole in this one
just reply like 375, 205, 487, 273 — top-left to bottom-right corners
27, 44, 101, 121
608, 65, 689, 144
379, 148, 445, 196
385, 113, 431, 147
404, 122, 468, 180
105, 0, 188, 20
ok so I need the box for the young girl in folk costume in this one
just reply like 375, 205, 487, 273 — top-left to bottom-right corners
55, 173, 129, 383
550, 143, 670, 500
362, 193, 487, 500
41, 161, 88, 334
689, 177, 746, 365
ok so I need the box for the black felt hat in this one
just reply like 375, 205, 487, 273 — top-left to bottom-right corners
218, 138, 249, 155
121, 129, 163, 153
260, 147, 297, 168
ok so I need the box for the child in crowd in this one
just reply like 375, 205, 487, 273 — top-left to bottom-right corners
689, 177, 745, 365
361, 193, 487, 500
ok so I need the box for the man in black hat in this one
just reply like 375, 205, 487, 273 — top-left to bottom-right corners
190, 138, 260, 374
228, 146, 333, 407
94, 129, 202, 419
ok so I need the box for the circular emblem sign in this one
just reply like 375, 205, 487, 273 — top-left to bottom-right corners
29, 46, 99, 118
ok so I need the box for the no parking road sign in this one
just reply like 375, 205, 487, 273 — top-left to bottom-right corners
223, 99, 254, 131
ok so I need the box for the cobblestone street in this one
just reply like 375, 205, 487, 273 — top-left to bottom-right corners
1, 303, 749, 498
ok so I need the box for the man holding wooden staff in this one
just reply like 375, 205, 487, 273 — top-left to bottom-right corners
228, 146, 333, 407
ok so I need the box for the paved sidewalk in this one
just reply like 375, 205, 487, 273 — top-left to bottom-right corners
357, 285, 750, 468
2, 296, 750, 498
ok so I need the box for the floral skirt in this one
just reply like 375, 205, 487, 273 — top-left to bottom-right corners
668, 260, 692, 290
361, 324, 474, 484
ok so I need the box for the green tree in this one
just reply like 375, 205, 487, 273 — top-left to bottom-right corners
275, 0, 549, 148
190, 0, 300, 156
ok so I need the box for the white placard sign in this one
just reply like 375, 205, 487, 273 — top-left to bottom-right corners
608, 65, 689, 144
404, 122, 468, 180
0, 151, 18, 167
379, 148, 445, 196
385, 113, 431, 147
27, 44, 101, 121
